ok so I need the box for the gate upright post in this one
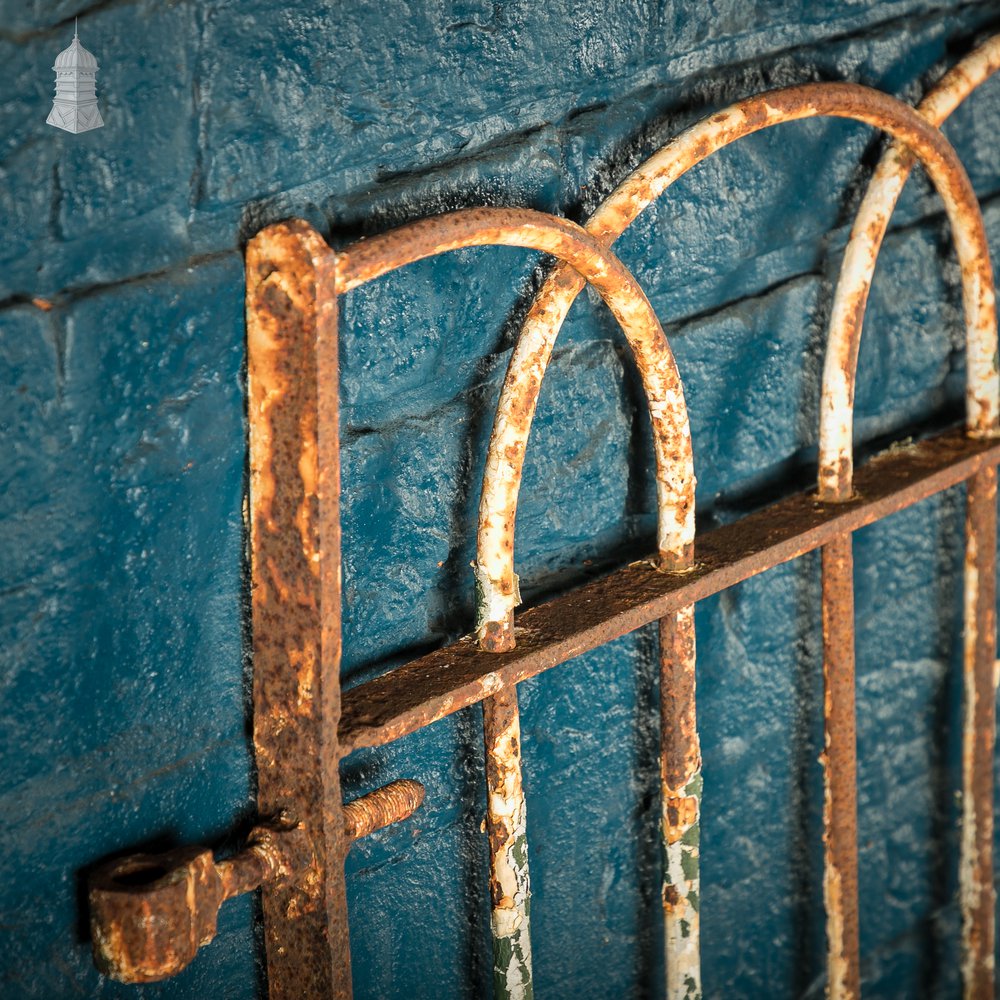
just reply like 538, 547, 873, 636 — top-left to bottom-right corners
246, 221, 354, 999
820, 535, 861, 999
961, 467, 997, 999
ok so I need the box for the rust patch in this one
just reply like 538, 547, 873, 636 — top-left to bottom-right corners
483, 687, 534, 999
660, 607, 700, 793
90, 846, 223, 985
481, 617, 515, 652
660, 605, 702, 998
961, 467, 997, 997
89, 817, 303, 984
88, 780, 425, 985
821, 534, 860, 1000
246, 220, 352, 999
341, 429, 1000, 753
343, 780, 425, 841
662, 794, 699, 843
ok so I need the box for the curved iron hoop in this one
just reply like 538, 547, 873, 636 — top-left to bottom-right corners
475, 80, 998, 651
470, 78, 997, 1000
335, 204, 696, 1000
818, 36, 1000, 1000
337, 206, 697, 651
820, 35, 1000, 500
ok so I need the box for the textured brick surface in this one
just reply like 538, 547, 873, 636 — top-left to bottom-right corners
2, 1, 1000, 997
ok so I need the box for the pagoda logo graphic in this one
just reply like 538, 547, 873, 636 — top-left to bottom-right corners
46, 20, 104, 134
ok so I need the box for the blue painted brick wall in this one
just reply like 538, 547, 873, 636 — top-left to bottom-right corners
3, 2, 1000, 997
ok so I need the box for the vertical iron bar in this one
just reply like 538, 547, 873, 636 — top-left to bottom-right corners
246, 221, 352, 999
821, 534, 861, 1000
483, 687, 534, 1000
961, 466, 997, 999
660, 606, 702, 1000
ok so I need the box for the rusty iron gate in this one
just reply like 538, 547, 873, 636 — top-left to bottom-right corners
86, 40, 1000, 1000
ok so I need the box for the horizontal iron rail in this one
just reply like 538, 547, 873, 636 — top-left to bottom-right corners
340, 427, 1000, 752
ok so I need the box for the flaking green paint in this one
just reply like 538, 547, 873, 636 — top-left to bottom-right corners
663, 769, 703, 1000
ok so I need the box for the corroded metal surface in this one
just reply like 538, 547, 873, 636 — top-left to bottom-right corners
333, 205, 695, 653
483, 687, 534, 1000
961, 467, 997, 1000
229, 70, 995, 991
342, 779, 426, 841
246, 220, 351, 999
88, 818, 300, 984
461, 82, 994, 996
335, 204, 696, 991
820, 535, 861, 1000
816, 42, 1000, 999
660, 608, 701, 1000
820, 36, 1000, 501
476, 80, 995, 647
90, 845, 230, 985
88, 783, 424, 985
818, 537, 860, 1000
339, 429, 1000, 751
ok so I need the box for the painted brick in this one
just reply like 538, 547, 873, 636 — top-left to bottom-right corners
3, 1, 1000, 997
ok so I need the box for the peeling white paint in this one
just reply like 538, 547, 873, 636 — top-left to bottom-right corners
484, 697, 533, 1000
473, 561, 521, 637
662, 774, 702, 1000
821, 751, 853, 1000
